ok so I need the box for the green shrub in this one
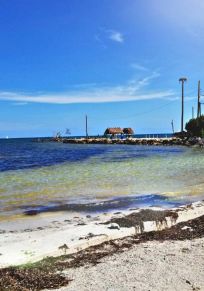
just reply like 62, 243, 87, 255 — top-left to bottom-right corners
185, 115, 204, 137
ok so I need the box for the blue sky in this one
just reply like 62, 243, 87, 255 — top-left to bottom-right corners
0, 0, 204, 137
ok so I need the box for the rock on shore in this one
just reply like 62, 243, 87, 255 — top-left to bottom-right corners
52, 137, 204, 147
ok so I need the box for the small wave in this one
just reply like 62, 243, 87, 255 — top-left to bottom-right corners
22, 194, 185, 216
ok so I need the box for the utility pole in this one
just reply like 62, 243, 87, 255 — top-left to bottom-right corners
171, 120, 174, 134
197, 80, 201, 118
85, 115, 88, 138
179, 77, 187, 132
192, 106, 194, 119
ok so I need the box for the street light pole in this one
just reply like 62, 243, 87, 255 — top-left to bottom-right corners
85, 115, 88, 138
179, 77, 187, 132
197, 80, 201, 118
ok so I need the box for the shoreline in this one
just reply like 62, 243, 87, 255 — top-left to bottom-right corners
1, 200, 204, 268
2, 190, 201, 226
0, 201, 204, 290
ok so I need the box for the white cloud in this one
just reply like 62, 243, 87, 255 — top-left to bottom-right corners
128, 71, 160, 91
94, 34, 107, 49
108, 30, 124, 43
0, 72, 175, 104
185, 96, 197, 101
131, 63, 148, 71
95, 28, 124, 47
0, 70, 177, 104
0, 90, 174, 104
12, 102, 28, 106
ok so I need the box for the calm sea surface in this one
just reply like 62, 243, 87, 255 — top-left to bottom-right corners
0, 138, 204, 220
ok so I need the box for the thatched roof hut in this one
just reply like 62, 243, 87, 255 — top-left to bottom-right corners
104, 127, 123, 135
123, 128, 134, 135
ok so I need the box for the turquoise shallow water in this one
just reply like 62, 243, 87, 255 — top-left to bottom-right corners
0, 139, 204, 219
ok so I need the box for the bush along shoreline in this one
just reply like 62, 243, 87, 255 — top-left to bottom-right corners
185, 115, 204, 138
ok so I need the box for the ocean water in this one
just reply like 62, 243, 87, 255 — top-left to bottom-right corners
0, 138, 204, 220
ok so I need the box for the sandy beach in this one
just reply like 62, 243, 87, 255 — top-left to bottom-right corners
0, 201, 204, 268
57, 238, 204, 291
1, 201, 204, 290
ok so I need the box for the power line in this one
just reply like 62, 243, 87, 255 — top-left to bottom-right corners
89, 99, 179, 122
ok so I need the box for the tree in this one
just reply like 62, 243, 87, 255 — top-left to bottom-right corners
185, 115, 204, 137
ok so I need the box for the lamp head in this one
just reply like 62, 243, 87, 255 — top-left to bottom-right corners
179, 77, 187, 83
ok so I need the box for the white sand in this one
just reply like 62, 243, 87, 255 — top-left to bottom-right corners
0, 201, 204, 268
57, 238, 204, 291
